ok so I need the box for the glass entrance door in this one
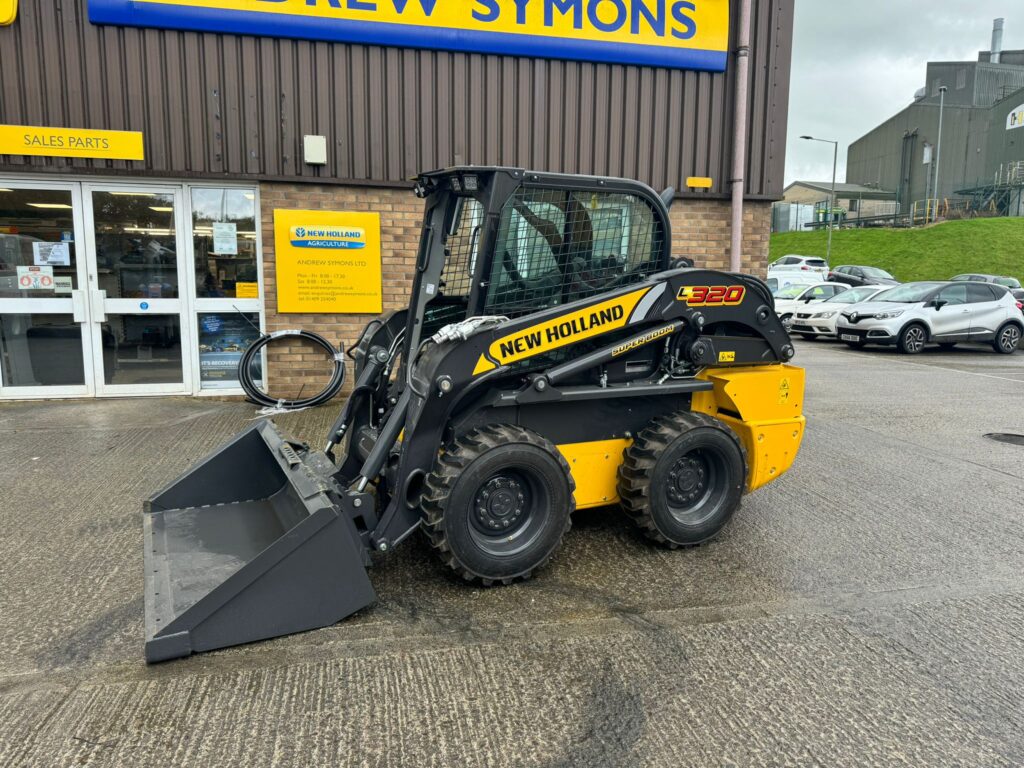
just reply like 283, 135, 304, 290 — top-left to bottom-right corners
82, 185, 193, 395
0, 182, 94, 397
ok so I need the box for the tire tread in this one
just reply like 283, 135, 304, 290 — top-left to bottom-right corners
421, 424, 575, 585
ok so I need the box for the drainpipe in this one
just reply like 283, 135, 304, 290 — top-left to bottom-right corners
729, 0, 753, 273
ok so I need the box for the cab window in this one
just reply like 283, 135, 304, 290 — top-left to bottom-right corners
485, 187, 665, 317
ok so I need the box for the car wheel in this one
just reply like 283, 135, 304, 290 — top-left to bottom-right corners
798, 333, 818, 340
993, 323, 1022, 355
938, 343, 956, 351
897, 323, 927, 354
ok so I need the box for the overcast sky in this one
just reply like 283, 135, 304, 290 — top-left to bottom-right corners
785, 1, 1022, 186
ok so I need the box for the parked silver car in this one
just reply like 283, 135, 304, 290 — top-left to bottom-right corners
835, 281, 1023, 354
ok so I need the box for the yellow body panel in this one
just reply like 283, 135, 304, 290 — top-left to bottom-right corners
691, 365, 806, 492
556, 439, 632, 510
551, 365, 804, 506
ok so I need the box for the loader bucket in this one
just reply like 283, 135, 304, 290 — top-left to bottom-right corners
142, 420, 376, 663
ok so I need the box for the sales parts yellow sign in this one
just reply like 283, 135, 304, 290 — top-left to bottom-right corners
0, 125, 144, 160
274, 209, 382, 314
0, 0, 16, 26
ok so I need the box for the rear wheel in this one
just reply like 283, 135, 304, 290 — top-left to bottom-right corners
618, 412, 746, 548
898, 323, 927, 354
422, 424, 574, 585
993, 323, 1022, 354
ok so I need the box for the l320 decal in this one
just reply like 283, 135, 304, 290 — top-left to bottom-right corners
677, 285, 745, 306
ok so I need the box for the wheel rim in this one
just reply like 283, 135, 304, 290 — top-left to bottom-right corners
663, 448, 727, 526
905, 326, 925, 352
1000, 326, 1020, 352
468, 469, 548, 557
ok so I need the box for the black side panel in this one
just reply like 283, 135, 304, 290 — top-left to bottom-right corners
453, 394, 693, 445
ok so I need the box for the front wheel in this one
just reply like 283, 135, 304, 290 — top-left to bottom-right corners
618, 412, 746, 548
422, 424, 574, 585
898, 323, 928, 354
993, 323, 1022, 354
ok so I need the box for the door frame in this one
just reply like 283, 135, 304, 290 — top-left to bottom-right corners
0, 179, 97, 398
81, 182, 195, 396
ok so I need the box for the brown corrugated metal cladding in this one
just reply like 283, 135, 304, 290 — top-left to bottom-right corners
0, 0, 793, 199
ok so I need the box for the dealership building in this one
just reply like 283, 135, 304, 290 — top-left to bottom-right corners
0, 0, 794, 399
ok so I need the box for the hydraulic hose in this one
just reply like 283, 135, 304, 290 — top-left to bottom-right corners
238, 329, 346, 410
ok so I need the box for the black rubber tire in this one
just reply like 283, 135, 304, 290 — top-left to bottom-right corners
993, 323, 1022, 355
897, 323, 928, 354
938, 342, 957, 351
618, 412, 746, 548
422, 424, 574, 585
798, 333, 818, 341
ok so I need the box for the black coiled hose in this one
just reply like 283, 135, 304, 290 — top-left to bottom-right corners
238, 329, 346, 410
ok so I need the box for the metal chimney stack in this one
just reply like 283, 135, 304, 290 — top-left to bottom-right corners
991, 18, 1004, 64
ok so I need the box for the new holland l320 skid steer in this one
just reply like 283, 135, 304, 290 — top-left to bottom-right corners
143, 167, 805, 662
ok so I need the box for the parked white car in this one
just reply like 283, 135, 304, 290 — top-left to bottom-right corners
835, 281, 1024, 354
788, 285, 891, 339
774, 282, 849, 326
767, 254, 830, 283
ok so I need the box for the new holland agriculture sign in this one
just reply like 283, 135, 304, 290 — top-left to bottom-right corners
87, 0, 730, 71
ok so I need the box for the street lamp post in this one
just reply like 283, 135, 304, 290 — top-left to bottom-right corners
800, 135, 839, 264
932, 85, 948, 224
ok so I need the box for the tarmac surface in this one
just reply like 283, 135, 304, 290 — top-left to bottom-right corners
1, 340, 1023, 767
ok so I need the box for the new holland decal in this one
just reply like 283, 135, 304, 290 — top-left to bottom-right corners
473, 286, 651, 375
677, 285, 745, 306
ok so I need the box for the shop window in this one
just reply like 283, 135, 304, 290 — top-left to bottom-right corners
0, 188, 78, 299
191, 188, 259, 299
0, 314, 85, 386
92, 191, 178, 299
197, 311, 262, 390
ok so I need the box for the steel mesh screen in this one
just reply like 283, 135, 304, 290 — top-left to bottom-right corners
484, 187, 665, 318
423, 199, 485, 337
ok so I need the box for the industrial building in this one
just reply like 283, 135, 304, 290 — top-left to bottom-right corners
0, 0, 795, 400
774, 181, 897, 232
846, 19, 1024, 219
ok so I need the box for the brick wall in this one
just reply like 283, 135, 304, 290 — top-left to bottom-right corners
259, 181, 771, 394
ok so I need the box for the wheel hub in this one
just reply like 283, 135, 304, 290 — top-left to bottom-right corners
474, 476, 528, 533
666, 454, 708, 507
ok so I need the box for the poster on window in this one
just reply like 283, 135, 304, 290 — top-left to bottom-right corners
212, 222, 238, 255
32, 241, 71, 266
198, 312, 262, 388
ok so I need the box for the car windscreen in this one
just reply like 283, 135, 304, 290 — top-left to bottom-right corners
994, 277, 1022, 289
827, 287, 879, 303
861, 266, 894, 279
776, 285, 812, 298
804, 259, 827, 267
875, 283, 943, 303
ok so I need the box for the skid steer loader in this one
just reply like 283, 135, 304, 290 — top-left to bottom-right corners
143, 167, 805, 662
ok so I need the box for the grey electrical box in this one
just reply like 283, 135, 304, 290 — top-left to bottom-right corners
303, 135, 328, 165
